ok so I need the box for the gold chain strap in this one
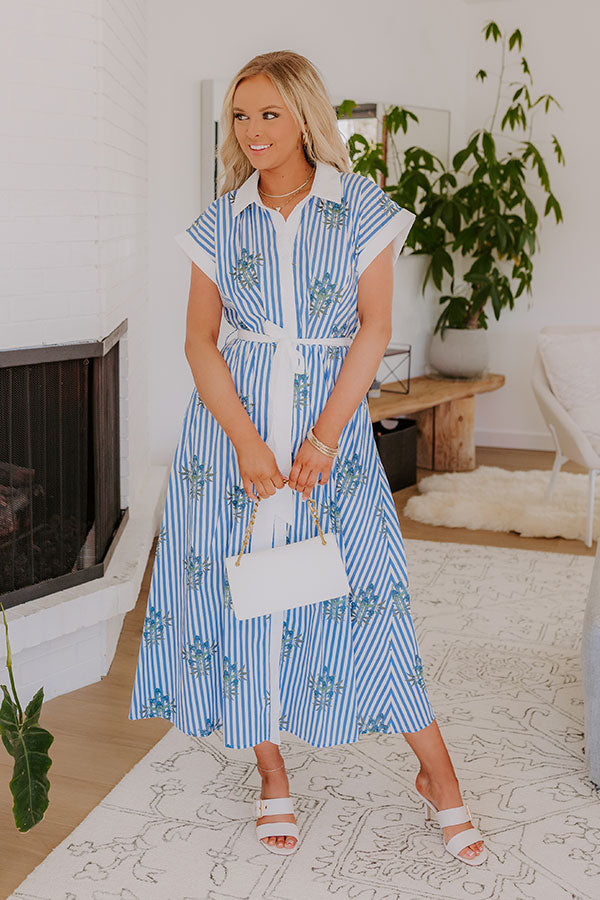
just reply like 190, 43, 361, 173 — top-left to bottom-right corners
234, 478, 326, 566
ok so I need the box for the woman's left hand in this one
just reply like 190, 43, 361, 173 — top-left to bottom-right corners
288, 438, 335, 500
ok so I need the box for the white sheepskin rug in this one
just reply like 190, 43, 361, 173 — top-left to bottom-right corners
403, 465, 599, 542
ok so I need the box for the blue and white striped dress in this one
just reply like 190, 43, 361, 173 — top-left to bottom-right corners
128, 159, 435, 749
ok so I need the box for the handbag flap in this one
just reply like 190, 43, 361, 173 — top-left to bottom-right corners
224, 530, 350, 620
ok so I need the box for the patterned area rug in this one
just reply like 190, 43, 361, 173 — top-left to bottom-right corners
404, 466, 599, 543
8, 540, 600, 900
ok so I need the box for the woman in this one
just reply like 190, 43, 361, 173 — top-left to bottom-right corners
128, 50, 487, 866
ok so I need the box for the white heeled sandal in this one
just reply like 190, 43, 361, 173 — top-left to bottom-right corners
255, 763, 300, 856
417, 788, 488, 866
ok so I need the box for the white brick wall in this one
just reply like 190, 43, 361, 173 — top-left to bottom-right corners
98, 0, 150, 501
1, 0, 150, 502
1, 2, 101, 343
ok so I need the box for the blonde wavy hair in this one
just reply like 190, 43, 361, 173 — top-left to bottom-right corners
217, 51, 352, 197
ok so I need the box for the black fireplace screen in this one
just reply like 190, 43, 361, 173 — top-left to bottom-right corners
0, 337, 126, 608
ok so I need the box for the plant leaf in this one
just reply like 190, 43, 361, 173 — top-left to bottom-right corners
1, 604, 54, 833
0, 684, 54, 831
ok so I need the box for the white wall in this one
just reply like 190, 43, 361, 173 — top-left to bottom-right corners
0, 0, 102, 343
0, 0, 150, 508
147, 0, 598, 463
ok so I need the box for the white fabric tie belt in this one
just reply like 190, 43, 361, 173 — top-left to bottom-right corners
223, 320, 354, 552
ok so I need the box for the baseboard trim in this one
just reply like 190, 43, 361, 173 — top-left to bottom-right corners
475, 428, 553, 452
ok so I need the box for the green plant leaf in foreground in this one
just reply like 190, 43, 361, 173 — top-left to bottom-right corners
0, 603, 54, 832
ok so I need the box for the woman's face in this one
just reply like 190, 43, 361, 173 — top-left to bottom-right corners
233, 73, 303, 170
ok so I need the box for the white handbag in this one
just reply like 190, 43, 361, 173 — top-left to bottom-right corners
224, 492, 350, 620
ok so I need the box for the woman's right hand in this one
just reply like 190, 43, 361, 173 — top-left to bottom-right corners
235, 435, 286, 501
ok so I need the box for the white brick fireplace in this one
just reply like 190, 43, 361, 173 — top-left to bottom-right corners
0, 1, 167, 706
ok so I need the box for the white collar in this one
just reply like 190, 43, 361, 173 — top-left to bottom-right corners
230, 158, 342, 217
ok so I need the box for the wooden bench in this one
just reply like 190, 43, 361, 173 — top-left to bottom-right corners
367, 373, 505, 471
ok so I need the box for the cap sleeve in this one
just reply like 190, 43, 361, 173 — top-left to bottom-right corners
355, 177, 416, 278
173, 198, 218, 284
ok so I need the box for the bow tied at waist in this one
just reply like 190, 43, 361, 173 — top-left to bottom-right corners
223, 320, 353, 552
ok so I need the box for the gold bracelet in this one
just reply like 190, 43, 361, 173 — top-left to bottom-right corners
307, 425, 338, 458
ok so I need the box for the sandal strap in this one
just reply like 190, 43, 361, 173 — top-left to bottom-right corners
256, 822, 299, 840
254, 797, 295, 817
436, 804, 472, 828
445, 826, 483, 857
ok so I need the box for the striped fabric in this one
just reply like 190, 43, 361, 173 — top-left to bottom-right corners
128, 160, 435, 748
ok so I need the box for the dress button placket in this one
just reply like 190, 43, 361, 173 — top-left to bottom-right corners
265, 206, 304, 745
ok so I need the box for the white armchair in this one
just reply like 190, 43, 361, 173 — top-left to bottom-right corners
531, 325, 600, 548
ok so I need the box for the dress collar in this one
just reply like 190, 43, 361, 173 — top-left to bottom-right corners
230, 158, 342, 217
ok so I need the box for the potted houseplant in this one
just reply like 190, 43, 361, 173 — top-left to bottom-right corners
0, 603, 54, 831
341, 20, 564, 378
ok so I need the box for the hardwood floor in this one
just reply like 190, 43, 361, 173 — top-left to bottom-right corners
0, 447, 595, 896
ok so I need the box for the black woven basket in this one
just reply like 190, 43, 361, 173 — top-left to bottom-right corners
372, 417, 417, 492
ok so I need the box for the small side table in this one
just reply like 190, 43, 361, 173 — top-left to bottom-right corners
367, 372, 505, 471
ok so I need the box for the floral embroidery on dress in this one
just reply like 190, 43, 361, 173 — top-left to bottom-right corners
223, 572, 233, 609
357, 712, 391, 735
374, 502, 388, 536
183, 548, 212, 588
231, 248, 264, 287
182, 636, 218, 676
309, 272, 342, 316
322, 596, 347, 622
227, 189, 237, 204
391, 581, 411, 619
196, 393, 206, 409
325, 324, 353, 356
322, 498, 342, 533
141, 687, 176, 718
330, 323, 347, 337
336, 451, 368, 497
226, 484, 250, 520
222, 656, 248, 698
155, 524, 168, 555
379, 193, 399, 217
293, 373, 311, 409
239, 393, 255, 414
179, 455, 214, 500
406, 654, 426, 690
142, 604, 173, 646
198, 716, 222, 737
349, 584, 387, 626
308, 665, 345, 710
280, 623, 304, 659
316, 197, 349, 229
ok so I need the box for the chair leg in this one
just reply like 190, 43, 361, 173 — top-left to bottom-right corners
586, 469, 598, 548
547, 424, 567, 501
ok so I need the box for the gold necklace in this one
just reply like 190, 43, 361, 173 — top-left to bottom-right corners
258, 167, 315, 213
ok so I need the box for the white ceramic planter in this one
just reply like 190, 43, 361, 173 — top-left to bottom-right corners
429, 327, 489, 378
